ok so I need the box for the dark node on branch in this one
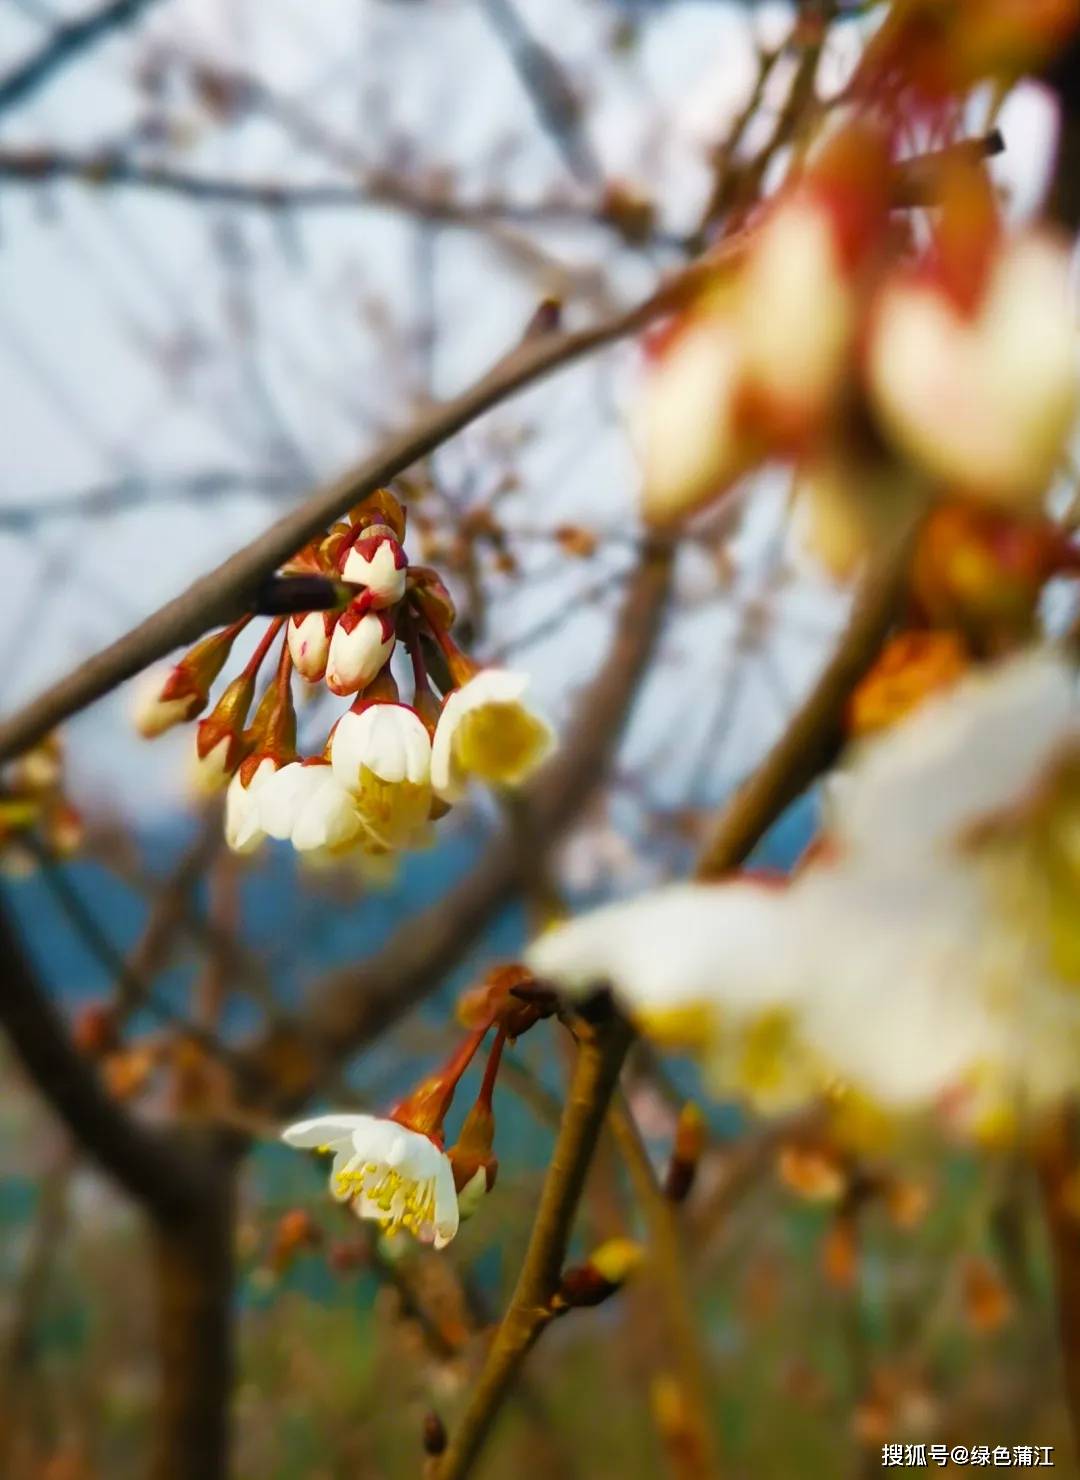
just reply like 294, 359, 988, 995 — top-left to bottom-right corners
252, 574, 354, 616
422, 1410, 448, 1457
520, 296, 562, 340
572, 984, 617, 1026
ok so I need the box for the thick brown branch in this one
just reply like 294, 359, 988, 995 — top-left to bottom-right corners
0, 893, 208, 1218
245, 541, 673, 1106
150, 1135, 239, 1480
694, 513, 919, 879
1036, 1109, 1080, 1455
434, 1011, 633, 1480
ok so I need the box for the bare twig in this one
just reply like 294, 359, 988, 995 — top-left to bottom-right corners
479, 0, 601, 187
0, 0, 165, 118
434, 1010, 634, 1480
609, 1093, 717, 1478
694, 512, 920, 879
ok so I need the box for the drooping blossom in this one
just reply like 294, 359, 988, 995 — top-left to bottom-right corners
256, 760, 365, 855
282, 1114, 459, 1248
325, 606, 396, 697
330, 700, 432, 851
224, 756, 282, 855
430, 668, 554, 802
868, 234, 1078, 507
287, 611, 334, 682
530, 651, 1080, 1137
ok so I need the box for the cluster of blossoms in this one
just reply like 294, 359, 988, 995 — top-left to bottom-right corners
280, 966, 554, 1248
134, 489, 553, 873
530, 648, 1080, 1146
0, 734, 82, 875
639, 5, 1079, 574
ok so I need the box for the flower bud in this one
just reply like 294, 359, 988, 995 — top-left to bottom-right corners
554, 1236, 644, 1311
868, 233, 1077, 507
192, 672, 256, 794
133, 625, 241, 738
352, 487, 406, 543
422, 1411, 447, 1458
288, 611, 335, 682
846, 631, 970, 738
325, 605, 395, 697
341, 527, 408, 609
663, 1101, 706, 1203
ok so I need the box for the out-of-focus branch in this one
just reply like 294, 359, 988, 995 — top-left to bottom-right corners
479, 0, 601, 187
0, 470, 298, 531
245, 540, 673, 1107
150, 1133, 240, 1480
0, 1138, 73, 1471
434, 1011, 633, 1480
694, 513, 919, 879
0, 131, 996, 761
1036, 1109, 1080, 1454
609, 1093, 717, 1479
1043, 30, 1080, 232
0, 894, 209, 1218
0, 0, 165, 118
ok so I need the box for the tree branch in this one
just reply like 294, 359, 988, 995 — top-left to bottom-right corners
434, 1010, 633, 1480
608, 1093, 717, 1478
0, 892, 209, 1218
694, 512, 920, 879
0, 131, 991, 764
0, 267, 707, 764
0, 0, 166, 118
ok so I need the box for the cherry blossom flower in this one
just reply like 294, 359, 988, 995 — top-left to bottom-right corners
257, 760, 365, 855
868, 235, 1077, 506
430, 668, 553, 802
330, 701, 432, 850
529, 651, 1080, 1135
282, 1113, 459, 1248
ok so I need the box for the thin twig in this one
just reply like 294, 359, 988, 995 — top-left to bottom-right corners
609, 1092, 718, 1478
434, 1010, 633, 1480
0, 0, 165, 117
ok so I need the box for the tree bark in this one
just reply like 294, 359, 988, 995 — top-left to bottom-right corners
149, 1138, 239, 1480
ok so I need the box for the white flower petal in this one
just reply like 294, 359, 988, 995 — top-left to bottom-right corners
834, 649, 1077, 858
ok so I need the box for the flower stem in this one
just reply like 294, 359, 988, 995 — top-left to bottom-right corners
477, 1026, 507, 1110
240, 618, 285, 682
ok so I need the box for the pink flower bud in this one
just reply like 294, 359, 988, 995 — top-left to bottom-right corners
325, 607, 395, 697
287, 611, 334, 682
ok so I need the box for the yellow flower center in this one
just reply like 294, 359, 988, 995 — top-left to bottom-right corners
354, 767, 431, 850
334, 1160, 438, 1238
453, 703, 548, 785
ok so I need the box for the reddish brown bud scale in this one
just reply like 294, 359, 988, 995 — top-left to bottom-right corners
664, 1102, 707, 1203
422, 1411, 447, 1457
352, 487, 407, 542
